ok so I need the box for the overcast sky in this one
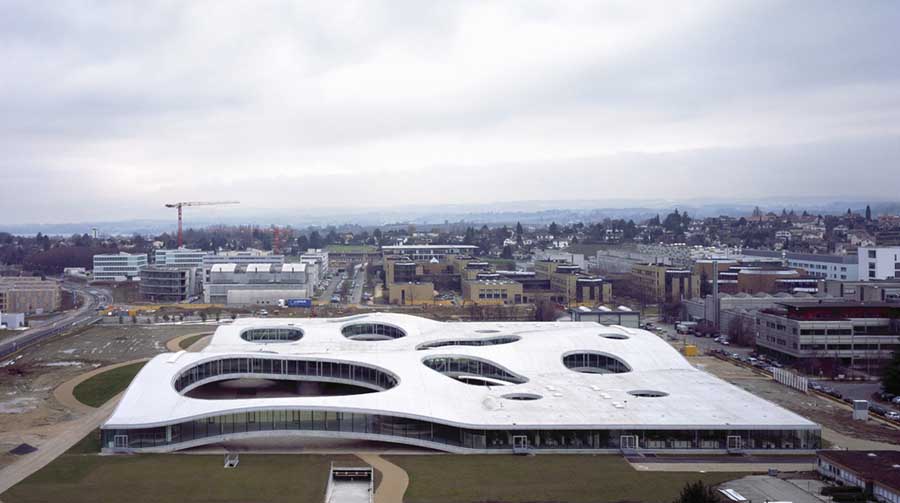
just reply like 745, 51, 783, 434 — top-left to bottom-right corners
2, 1, 899, 223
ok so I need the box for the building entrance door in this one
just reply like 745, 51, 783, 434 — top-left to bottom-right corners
727, 435, 743, 451
620, 435, 638, 451
512, 435, 529, 453
113, 435, 128, 449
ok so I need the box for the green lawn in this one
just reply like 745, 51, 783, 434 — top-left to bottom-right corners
72, 362, 147, 408
178, 333, 208, 350
2, 453, 333, 503
387, 454, 745, 503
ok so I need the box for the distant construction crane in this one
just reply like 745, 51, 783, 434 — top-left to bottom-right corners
164, 201, 239, 247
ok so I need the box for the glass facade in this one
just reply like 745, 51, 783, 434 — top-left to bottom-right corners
100, 409, 821, 452
562, 351, 631, 374
241, 328, 304, 342
173, 357, 399, 393
422, 356, 528, 384
342, 323, 406, 340
417, 336, 520, 350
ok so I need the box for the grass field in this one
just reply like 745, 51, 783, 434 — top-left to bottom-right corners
2, 452, 335, 503
178, 333, 208, 350
387, 454, 745, 503
72, 361, 147, 407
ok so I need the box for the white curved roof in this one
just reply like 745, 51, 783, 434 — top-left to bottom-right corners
106, 313, 817, 431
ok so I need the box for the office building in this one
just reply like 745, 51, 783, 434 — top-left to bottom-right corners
154, 248, 206, 268
858, 246, 900, 281
534, 260, 611, 307
92, 252, 148, 281
101, 313, 820, 454
0, 277, 61, 314
819, 279, 900, 303
743, 249, 859, 281
755, 301, 900, 365
139, 266, 200, 303
631, 264, 699, 304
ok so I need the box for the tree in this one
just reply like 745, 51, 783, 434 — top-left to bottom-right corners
883, 351, 900, 395
548, 222, 560, 237
501, 245, 514, 259
866, 204, 872, 221
672, 480, 721, 503
308, 231, 323, 249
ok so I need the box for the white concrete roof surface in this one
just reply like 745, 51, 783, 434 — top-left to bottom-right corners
105, 313, 818, 431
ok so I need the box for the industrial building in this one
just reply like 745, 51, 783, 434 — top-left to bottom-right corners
92, 252, 148, 281
0, 277, 61, 314
101, 313, 820, 454
201, 250, 285, 283
203, 263, 312, 305
139, 266, 200, 302
568, 306, 641, 328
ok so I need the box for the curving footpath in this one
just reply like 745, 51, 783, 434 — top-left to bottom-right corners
356, 454, 409, 503
1, 332, 209, 498
165, 332, 213, 353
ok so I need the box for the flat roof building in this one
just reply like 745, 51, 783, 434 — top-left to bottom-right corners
743, 249, 859, 281
154, 248, 206, 268
381, 245, 479, 261
201, 250, 285, 283
101, 313, 820, 454
0, 277, 61, 314
92, 252, 148, 282
818, 450, 900, 503
139, 266, 200, 303
204, 263, 311, 305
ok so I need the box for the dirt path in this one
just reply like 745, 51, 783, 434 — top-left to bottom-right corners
164, 332, 213, 352
356, 453, 409, 503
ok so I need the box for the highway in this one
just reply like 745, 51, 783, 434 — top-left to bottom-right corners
0, 281, 110, 360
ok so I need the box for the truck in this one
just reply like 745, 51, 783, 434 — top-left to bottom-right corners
277, 298, 312, 308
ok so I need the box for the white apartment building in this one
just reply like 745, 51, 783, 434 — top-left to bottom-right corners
858, 246, 900, 281
92, 252, 148, 281
299, 248, 329, 279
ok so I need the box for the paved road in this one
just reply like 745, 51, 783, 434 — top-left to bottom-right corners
356, 454, 408, 503
350, 265, 366, 305
0, 281, 109, 360
319, 274, 341, 303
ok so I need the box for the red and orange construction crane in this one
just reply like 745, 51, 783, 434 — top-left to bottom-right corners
164, 201, 239, 247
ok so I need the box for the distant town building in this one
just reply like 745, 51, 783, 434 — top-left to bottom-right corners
631, 263, 699, 304
819, 279, 900, 303
299, 248, 329, 279
0, 277, 61, 314
92, 252, 148, 281
381, 245, 479, 261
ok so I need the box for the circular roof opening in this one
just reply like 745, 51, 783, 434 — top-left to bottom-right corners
601, 333, 629, 340
501, 393, 542, 401
342, 322, 406, 341
475, 329, 500, 334
628, 390, 668, 398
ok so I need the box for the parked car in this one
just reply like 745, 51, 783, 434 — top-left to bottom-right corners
892, 396, 900, 405
885, 411, 900, 421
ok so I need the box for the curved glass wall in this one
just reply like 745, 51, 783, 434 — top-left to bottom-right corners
562, 351, 631, 374
416, 336, 520, 350
341, 323, 406, 341
173, 357, 399, 394
100, 410, 820, 452
240, 328, 304, 342
422, 356, 528, 385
